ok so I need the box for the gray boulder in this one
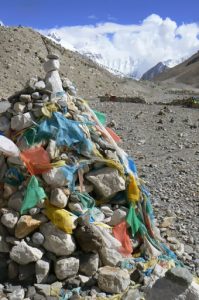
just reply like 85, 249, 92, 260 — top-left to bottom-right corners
40, 222, 76, 256
54, 257, 79, 280
79, 252, 99, 276
86, 167, 125, 198
98, 266, 130, 294
10, 240, 43, 265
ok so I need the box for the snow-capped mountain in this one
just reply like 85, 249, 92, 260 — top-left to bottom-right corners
141, 62, 169, 81
141, 55, 189, 81
45, 31, 188, 80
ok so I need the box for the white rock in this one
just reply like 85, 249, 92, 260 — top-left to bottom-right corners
35, 259, 50, 283
32, 92, 41, 99
68, 202, 84, 215
98, 266, 130, 294
40, 222, 76, 256
13, 102, 26, 113
1, 210, 19, 229
46, 140, 59, 160
11, 112, 33, 131
42, 168, 68, 187
8, 288, 25, 300
10, 240, 43, 265
50, 188, 68, 208
54, 257, 79, 280
86, 167, 125, 198
99, 247, 123, 267
34, 81, 46, 90
45, 70, 63, 95
108, 208, 128, 226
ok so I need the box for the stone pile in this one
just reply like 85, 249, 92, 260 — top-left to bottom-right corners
0, 55, 198, 300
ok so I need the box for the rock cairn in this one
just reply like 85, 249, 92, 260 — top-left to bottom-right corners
0, 55, 198, 300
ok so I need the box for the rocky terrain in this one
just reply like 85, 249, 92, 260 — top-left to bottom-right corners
92, 99, 199, 274
0, 26, 198, 300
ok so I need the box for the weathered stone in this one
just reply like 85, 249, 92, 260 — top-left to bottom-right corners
19, 94, 32, 103
79, 252, 99, 276
121, 288, 142, 300
50, 188, 68, 208
166, 267, 193, 287
35, 81, 45, 90
45, 70, 64, 95
7, 192, 23, 212
160, 216, 176, 228
0, 115, 10, 132
3, 184, 18, 200
98, 266, 130, 294
36, 259, 50, 283
1, 210, 19, 229
108, 207, 127, 226
7, 288, 25, 300
42, 168, 68, 187
86, 167, 125, 198
10, 240, 43, 265
32, 92, 41, 99
34, 284, 51, 297
50, 281, 62, 297
40, 222, 76, 256
11, 112, 33, 131
99, 247, 123, 267
54, 257, 79, 280
15, 215, 41, 239
146, 269, 199, 300
32, 232, 45, 246
46, 140, 59, 160
29, 207, 41, 216
74, 222, 105, 253
0, 100, 11, 113
13, 102, 26, 113
44, 59, 60, 73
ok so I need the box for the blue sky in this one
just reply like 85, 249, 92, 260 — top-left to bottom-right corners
0, 0, 199, 28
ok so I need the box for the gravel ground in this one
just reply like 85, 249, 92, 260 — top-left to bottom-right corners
91, 99, 199, 275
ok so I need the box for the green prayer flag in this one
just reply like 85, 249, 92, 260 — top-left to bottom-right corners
93, 110, 106, 125
20, 176, 46, 214
126, 205, 141, 236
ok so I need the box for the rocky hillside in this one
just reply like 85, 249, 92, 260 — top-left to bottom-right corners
154, 51, 199, 88
1, 26, 199, 104
0, 26, 150, 101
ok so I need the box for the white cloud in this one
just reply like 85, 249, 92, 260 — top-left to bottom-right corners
39, 14, 199, 77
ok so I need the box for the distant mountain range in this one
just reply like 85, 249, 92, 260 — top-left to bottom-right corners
46, 31, 188, 80
154, 51, 199, 88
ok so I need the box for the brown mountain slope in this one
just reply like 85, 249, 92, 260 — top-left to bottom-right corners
0, 26, 150, 100
154, 51, 199, 88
